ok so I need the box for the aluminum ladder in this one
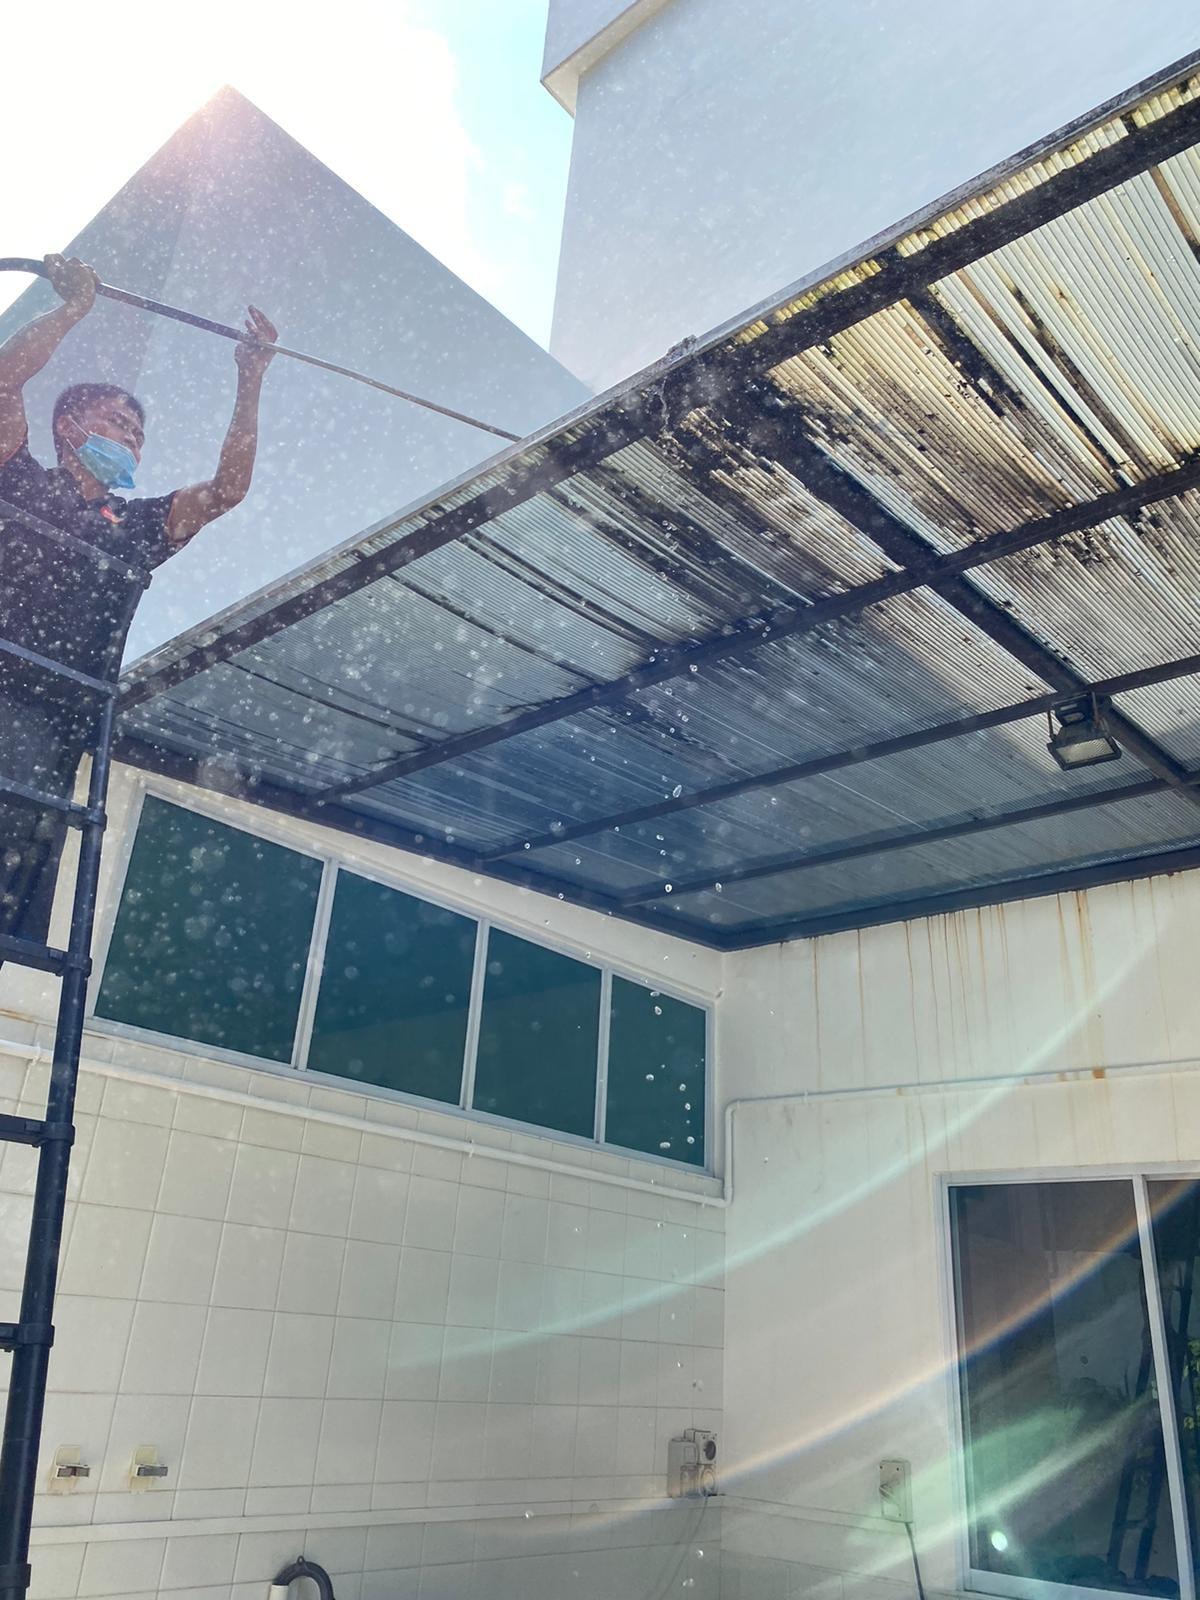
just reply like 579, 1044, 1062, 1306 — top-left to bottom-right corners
0, 495, 149, 1600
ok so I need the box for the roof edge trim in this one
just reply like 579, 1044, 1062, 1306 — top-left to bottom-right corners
541, 0, 676, 114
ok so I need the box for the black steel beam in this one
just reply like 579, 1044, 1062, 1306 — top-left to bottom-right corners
112, 737, 727, 950
721, 838, 1200, 950
481, 650, 1200, 859
319, 450, 1200, 800
620, 776, 1179, 905
120, 87, 1200, 716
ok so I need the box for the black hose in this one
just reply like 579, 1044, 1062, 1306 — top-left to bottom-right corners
271, 1557, 336, 1600
903, 1519, 928, 1600
0, 257, 521, 443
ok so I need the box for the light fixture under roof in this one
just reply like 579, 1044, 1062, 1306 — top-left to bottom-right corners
1047, 696, 1122, 772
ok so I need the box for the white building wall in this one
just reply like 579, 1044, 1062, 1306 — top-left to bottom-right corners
550, 0, 1200, 389
543, 0, 644, 82
542, 0, 677, 111
0, 87, 588, 661
714, 871, 1200, 1598
1, 764, 723, 1600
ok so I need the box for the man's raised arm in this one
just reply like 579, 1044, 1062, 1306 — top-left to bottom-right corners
0, 255, 97, 465
166, 306, 277, 548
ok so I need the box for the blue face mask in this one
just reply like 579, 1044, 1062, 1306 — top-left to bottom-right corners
69, 422, 137, 492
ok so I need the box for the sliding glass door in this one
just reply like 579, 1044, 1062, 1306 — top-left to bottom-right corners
949, 1177, 1200, 1600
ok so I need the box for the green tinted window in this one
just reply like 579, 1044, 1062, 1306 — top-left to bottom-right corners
472, 929, 600, 1138
606, 978, 706, 1165
308, 871, 476, 1103
96, 796, 322, 1062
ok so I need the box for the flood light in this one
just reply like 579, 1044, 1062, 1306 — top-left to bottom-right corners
1047, 696, 1122, 772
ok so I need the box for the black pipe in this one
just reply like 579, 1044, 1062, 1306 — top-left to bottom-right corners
272, 1557, 337, 1600
0, 695, 116, 1600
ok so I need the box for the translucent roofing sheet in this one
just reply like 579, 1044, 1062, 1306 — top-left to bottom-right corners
121, 59, 1200, 949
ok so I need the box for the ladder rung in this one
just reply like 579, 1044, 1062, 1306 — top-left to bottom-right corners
0, 636, 118, 698
0, 773, 95, 825
0, 1115, 72, 1148
0, 1323, 53, 1352
0, 934, 89, 977
0, 497, 150, 586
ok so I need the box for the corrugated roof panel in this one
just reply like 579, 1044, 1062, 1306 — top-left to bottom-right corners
651, 787, 1200, 932
308, 589, 1047, 858
768, 304, 1110, 548
120, 662, 388, 785
987, 182, 1200, 470
602, 439, 898, 600
966, 492, 1200, 681
521, 718, 1149, 895
1113, 674, 1200, 766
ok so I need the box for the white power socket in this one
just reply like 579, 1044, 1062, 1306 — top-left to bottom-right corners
879, 1458, 912, 1522
668, 1429, 719, 1497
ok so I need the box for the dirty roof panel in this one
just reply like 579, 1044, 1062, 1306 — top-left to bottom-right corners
648, 786, 1200, 935
120, 57, 1200, 949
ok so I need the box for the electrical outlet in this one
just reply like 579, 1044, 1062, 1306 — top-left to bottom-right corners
879, 1458, 912, 1522
668, 1429, 719, 1498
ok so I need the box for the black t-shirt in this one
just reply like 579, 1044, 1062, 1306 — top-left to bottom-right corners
0, 443, 175, 706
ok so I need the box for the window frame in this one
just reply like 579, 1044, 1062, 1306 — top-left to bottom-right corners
938, 1165, 1200, 1600
88, 775, 715, 1172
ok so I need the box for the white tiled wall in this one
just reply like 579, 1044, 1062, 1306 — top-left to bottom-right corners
715, 872, 1200, 1600
0, 765, 726, 1598
30, 1503, 719, 1600
0, 1032, 723, 1599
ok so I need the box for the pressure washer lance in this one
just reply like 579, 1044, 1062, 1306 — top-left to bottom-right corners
0, 256, 521, 443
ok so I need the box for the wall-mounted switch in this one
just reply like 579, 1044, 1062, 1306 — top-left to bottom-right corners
130, 1446, 168, 1490
48, 1448, 90, 1494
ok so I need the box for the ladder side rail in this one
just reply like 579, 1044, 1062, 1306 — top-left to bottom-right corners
0, 695, 116, 1600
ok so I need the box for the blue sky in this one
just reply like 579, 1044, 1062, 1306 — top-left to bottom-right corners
0, 1, 573, 346
419, 1, 576, 342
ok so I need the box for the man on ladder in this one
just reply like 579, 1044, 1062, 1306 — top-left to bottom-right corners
0, 252, 277, 953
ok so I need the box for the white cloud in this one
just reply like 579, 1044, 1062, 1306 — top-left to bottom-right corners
502, 180, 537, 223
0, 0, 501, 313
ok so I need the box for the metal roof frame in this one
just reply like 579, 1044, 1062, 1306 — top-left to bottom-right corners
619, 778, 1185, 905
721, 838, 1200, 948
477, 650, 1200, 860
122, 57, 1200, 714
317, 447, 1200, 799
118, 51, 1200, 950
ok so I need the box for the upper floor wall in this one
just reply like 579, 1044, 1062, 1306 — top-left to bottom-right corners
542, 0, 677, 111
549, 0, 1200, 388
0, 88, 588, 662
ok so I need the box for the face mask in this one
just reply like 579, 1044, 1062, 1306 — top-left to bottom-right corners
67, 420, 137, 491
